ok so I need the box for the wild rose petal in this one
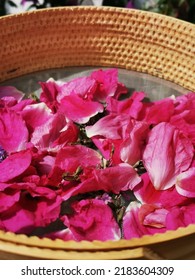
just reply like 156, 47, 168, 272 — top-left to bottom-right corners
0, 108, 29, 152
139, 204, 168, 228
61, 199, 121, 241
86, 114, 130, 139
90, 68, 118, 102
0, 86, 24, 101
22, 102, 52, 132
107, 91, 145, 118
166, 204, 195, 230
176, 168, 195, 198
134, 173, 189, 208
123, 201, 166, 239
59, 93, 104, 124
0, 150, 32, 182
120, 121, 149, 165
142, 98, 174, 124
57, 76, 97, 102
0, 190, 20, 212
0, 204, 35, 234
31, 113, 68, 150
62, 163, 141, 200
143, 122, 194, 190
40, 78, 59, 113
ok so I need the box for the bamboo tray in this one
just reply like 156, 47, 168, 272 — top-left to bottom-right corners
0, 6, 195, 259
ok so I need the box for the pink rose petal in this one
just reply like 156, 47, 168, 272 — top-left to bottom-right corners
176, 168, 195, 197
143, 122, 194, 190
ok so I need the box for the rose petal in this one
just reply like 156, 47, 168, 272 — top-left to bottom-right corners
0, 150, 32, 182
143, 122, 194, 190
176, 167, 195, 197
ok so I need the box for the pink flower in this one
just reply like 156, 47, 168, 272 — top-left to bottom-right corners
0, 108, 29, 153
61, 199, 121, 241
143, 122, 194, 190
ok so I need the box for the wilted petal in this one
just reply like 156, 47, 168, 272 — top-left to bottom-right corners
166, 204, 195, 230
143, 122, 193, 190
0, 150, 32, 182
120, 121, 149, 165
40, 78, 59, 113
176, 168, 195, 197
123, 201, 165, 239
61, 199, 121, 241
86, 114, 130, 139
90, 68, 118, 102
0, 108, 29, 152
134, 173, 189, 208
59, 93, 104, 124
0, 86, 24, 101
139, 204, 168, 228
57, 76, 97, 102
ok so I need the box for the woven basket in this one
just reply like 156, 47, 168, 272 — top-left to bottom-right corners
0, 6, 195, 260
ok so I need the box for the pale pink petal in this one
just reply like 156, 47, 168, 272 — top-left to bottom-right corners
176, 168, 195, 197
0, 108, 29, 152
143, 122, 194, 190
0, 150, 32, 182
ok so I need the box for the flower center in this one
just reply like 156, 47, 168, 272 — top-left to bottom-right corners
0, 146, 7, 163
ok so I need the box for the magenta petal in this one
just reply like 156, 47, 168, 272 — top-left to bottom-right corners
57, 76, 97, 102
61, 199, 121, 241
0, 86, 24, 101
0, 190, 20, 212
40, 79, 59, 113
86, 114, 130, 139
1, 207, 35, 234
139, 204, 168, 228
90, 68, 118, 102
134, 173, 189, 208
143, 122, 193, 190
0, 109, 29, 153
59, 93, 104, 124
0, 150, 32, 182
176, 168, 195, 197
123, 201, 165, 239
166, 204, 195, 230
120, 121, 149, 165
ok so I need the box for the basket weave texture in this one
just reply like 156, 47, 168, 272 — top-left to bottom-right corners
0, 6, 195, 90
0, 6, 195, 259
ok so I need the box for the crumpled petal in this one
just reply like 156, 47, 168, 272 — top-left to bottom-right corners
61, 199, 121, 241
59, 93, 104, 124
143, 122, 194, 190
175, 167, 195, 197
0, 150, 32, 182
0, 108, 29, 153
123, 201, 166, 239
0, 86, 24, 101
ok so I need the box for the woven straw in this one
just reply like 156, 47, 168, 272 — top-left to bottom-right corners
0, 6, 195, 259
